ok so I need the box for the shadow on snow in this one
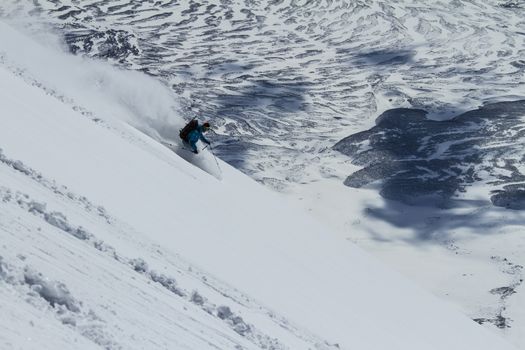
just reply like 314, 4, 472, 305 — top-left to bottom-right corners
334, 100, 525, 240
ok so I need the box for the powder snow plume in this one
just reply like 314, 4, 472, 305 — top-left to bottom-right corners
0, 20, 184, 142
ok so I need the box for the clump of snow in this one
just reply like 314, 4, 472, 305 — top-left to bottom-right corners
190, 290, 205, 305
0, 256, 17, 285
217, 305, 233, 320
72, 226, 92, 240
24, 267, 80, 313
44, 211, 71, 232
43, 211, 92, 240
129, 258, 149, 273
231, 316, 251, 336
149, 271, 184, 297
1, 188, 13, 203
28, 200, 46, 214
59, 315, 77, 326
11, 160, 31, 175
216, 305, 251, 336
0, 149, 35, 177
93, 240, 116, 255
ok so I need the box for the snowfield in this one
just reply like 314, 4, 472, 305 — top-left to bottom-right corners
0, 21, 519, 350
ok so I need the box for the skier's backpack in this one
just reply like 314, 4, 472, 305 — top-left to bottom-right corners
179, 119, 198, 142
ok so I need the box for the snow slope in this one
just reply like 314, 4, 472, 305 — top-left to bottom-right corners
1, 1, 524, 348
0, 21, 518, 350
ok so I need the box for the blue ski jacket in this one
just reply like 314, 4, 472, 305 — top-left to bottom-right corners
187, 125, 210, 150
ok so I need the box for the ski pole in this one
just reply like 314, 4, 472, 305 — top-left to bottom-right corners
208, 146, 222, 175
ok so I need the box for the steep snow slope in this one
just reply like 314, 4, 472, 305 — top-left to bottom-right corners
2, 1, 524, 347
0, 22, 518, 350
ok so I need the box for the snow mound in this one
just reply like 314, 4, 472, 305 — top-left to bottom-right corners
24, 268, 80, 313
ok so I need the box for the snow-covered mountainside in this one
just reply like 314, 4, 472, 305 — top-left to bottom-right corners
1, 21, 518, 350
1, 0, 525, 348
3, 0, 524, 186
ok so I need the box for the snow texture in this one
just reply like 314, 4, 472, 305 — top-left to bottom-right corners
1, 2, 525, 349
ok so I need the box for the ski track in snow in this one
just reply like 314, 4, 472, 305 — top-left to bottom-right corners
0, 141, 338, 349
0, 46, 338, 348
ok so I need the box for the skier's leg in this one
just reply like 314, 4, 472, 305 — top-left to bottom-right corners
189, 139, 198, 153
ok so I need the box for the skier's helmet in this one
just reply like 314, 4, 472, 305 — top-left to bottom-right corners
202, 122, 211, 131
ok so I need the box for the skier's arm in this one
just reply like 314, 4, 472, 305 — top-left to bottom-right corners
199, 133, 211, 145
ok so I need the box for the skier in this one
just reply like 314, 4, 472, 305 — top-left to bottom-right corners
180, 120, 212, 154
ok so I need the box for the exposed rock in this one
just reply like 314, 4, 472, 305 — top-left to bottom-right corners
334, 101, 525, 208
